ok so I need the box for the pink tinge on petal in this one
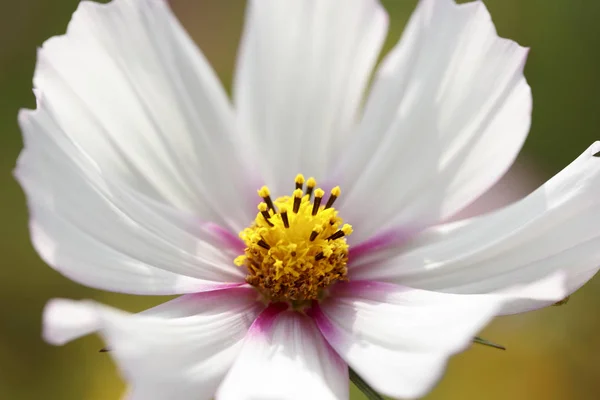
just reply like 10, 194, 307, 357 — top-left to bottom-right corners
349, 227, 420, 264
311, 279, 505, 399
200, 222, 245, 254
350, 229, 408, 260
353, 142, 600, 316
163, 280, 249, 297
304, 307, 348, 372
217, 307, 349, 400
246, 303, 289, 337
306, 303, 340, 343
45, 285, 265, 399
172, 284, 254, 303
186, 281, 248, 294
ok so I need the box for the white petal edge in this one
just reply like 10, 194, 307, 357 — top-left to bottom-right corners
28, 0, 256, 231
44, 287, 263, 400
16, 91, 247, 294
234, 0, 388, 195
351, 142, 600, 314
217, 307, 348, 400
309, 281, 504, 399
335, 0, 531, 243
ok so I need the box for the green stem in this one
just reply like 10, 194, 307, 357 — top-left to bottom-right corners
473, 336, 506, 350
349, 367, 385, 400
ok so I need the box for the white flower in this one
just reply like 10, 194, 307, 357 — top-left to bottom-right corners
15, 0, 600, 398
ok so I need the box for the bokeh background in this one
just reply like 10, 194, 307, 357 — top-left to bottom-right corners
1, 0, 599, 398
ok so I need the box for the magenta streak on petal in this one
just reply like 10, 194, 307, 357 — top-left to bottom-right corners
306, 303, 341, 344
143, 285, 257, 314
303, 310, 348, 371
348, 227, 418, 263
187, 283, 252, 298
140, 285, 265, 320
247, 303, 288, 337
188, 281, 247, 293
201, 222, 245, 254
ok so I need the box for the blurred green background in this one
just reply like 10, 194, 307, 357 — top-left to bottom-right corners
1, 0, 599, 398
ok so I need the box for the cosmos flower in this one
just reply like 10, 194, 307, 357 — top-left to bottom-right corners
15, 0, 600, 398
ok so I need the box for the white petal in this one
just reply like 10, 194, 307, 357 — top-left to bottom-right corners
29, 0, 256, 231
16, 102, 246, 294
217, 307, 348, 400
234, 0, 388, 194
351, 143, 600, 314
336, 0, 531, 242
44, 287, 263, 400
310, 281, 503, 399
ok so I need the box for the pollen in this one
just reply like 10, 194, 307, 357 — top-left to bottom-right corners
235, 177, 352, 303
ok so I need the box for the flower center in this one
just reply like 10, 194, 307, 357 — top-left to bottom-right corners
234, 174, 352, 304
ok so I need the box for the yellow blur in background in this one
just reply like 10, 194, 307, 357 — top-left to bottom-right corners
1, 0, 599, 399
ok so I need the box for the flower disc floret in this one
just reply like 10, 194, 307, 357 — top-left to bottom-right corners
235, 175, 352, 303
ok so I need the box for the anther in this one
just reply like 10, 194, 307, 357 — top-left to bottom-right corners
279, 205, 290, 228
293, 189, 303, 213
309, 226, 323, 241
258, 186, 276, 211
295, 174, 305, 190
326, 224, 353, 241
326, 231, 345, 241
257, 239, 271, 250
312, 188, 325, 216
258, 202, 274, 227
325, 186, 341, 210
315, 252, 325, 261
305, 177, 316, 199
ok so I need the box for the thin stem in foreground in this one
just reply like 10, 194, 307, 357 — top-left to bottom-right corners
349, 367, 385, 400
473, 336, 506, 351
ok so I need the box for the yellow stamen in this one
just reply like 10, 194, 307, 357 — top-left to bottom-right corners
257, 186, 270, 198
293, 189, 303, 213
279, 204, 290, 228
257, 202, 273, 226
325, 186, 341, 209
305, 177, 316, 198
312, 188, 325, 216
258, 186, 275, 211
236, 177, 351, 303
342, 224, 353, 235
326, 224, 353, 241
295, 174, 305, 190
257, 239, 271, 250
309, 225, 323, 241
